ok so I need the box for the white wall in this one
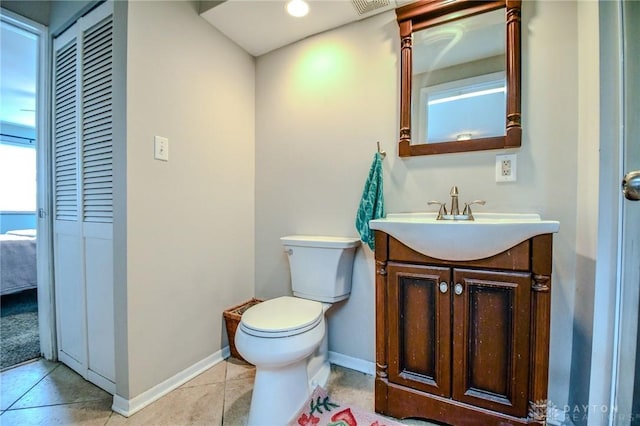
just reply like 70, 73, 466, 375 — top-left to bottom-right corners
255, 1, 586, 408
123, 0, 255, 398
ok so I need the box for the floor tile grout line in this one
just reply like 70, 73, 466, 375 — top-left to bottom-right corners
3, 362, 60, 411
103, 404, 116, 426
5, 396, 113, 411
221, 360, 228, 425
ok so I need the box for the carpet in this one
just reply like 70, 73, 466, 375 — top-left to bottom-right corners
289, 386, 404, 426
0, 289, 40, 370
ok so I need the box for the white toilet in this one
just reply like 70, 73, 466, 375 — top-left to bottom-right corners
234, 235, 360, 426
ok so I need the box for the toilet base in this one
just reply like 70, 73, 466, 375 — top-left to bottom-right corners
247, 359, 310, 426
309, 360, 331, 389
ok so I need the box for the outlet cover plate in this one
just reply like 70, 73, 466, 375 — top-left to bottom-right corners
496, 154, 517, 182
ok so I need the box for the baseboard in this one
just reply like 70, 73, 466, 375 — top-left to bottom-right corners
328, 351, 375, 376
112, 346, 230, 417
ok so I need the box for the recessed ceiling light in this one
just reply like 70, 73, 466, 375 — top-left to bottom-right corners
286, 0, 309, 17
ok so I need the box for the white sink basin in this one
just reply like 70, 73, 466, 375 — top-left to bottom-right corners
369, 212, 559, 261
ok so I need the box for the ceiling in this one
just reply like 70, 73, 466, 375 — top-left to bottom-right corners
200, 0, 412, 57
0, 21, 37, 128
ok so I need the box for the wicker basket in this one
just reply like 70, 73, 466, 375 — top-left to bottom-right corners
223, 298, 263, 364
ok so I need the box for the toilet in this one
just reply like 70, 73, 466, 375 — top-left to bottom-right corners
234, 235, 360, 426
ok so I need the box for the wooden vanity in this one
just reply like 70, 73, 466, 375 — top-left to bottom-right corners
374, 231, 553, 425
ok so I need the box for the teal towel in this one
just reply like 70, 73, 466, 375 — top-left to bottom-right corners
355, 152, 385, 250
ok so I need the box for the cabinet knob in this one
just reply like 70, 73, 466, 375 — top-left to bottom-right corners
439, 282, 448, 293
454, 283, 463, 295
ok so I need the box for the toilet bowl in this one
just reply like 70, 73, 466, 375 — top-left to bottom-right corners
234, 235, 360, 426
235, 296, 325, 426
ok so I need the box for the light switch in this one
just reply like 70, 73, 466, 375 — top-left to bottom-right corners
154, 136, 169, 161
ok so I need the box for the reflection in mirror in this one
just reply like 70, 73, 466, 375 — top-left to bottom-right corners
396, 0, 521, 157
412, 9, 506, 144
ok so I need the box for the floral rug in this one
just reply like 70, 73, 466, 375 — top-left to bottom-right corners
289, 386, 404, 426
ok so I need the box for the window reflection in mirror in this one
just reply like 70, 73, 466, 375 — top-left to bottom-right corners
411, 8, 506, 145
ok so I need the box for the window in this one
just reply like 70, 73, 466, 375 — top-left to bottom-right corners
418, 71, 506, 143
0, 141, 36, 211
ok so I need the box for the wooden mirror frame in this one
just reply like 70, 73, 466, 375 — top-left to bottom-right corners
396, 0, 521, 157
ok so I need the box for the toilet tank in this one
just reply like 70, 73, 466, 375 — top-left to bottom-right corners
280, 236, 361, 303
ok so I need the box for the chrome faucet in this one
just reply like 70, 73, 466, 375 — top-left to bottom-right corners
450, 186, 460, 216
429, 186, 485, 220
462, 200, 486, 220
427, 201, 447, 220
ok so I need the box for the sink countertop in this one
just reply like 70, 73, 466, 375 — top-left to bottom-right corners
370, 212, 560, 261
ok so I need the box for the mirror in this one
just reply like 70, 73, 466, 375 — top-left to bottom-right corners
396, 0, 521, 156
413, 10, 506, 144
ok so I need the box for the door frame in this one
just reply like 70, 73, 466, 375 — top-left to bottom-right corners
588, 1, 639, 424
0, 8, 55, 360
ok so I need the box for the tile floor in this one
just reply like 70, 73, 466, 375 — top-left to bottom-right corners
1, 358, 436, 426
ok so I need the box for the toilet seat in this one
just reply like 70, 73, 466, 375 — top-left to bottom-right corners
240, 296, 323, 338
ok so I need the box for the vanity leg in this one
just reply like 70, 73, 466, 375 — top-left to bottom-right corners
375, 231, 390, 414
529, 234, 553, 424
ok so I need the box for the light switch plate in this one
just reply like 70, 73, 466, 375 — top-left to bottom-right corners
154, 136, 169, 161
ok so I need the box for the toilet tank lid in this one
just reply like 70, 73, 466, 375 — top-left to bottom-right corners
280, 235, 361, 249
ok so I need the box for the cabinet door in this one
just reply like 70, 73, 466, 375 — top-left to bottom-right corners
387, 263, 451, 397
452, 269, 531, 418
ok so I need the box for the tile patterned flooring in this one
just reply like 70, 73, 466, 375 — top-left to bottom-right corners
0, 358, 436, 426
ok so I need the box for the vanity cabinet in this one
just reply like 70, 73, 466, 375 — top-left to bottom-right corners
375, 232, 553, 425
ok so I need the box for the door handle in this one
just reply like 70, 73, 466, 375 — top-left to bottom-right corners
439, 282, 448, 293
622, 170, 640, 201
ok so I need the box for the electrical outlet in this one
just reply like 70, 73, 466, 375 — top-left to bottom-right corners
501, 159, 512, 176
496, 154, 517, 182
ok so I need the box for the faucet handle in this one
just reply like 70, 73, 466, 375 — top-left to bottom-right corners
462, 200, 486, 220
428, 201, 448, 220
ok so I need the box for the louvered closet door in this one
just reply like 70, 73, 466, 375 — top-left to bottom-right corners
53, 23, 86, 376
52, 1, 115, 394
81, 10, 115, 392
